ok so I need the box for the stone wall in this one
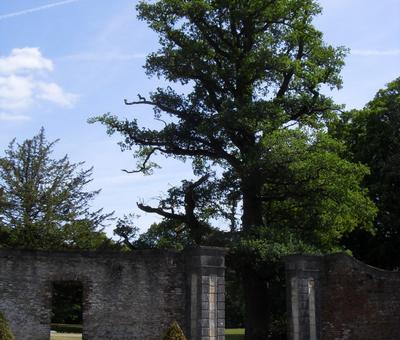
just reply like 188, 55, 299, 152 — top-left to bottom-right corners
0, 247, 226, 340
185, 248, 225, 340
285, 253, 400, 340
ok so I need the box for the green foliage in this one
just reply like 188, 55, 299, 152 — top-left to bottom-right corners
225, 266, 245, 328
115, 216, 227, 251
51, 282, 83, 325
135, 220, 193, 250
330, 77, 400, 269
90, 0, 369, 248
113, 215, 195, 250
0, 312, 14, 340
113, 214, 141, 250
0, 128, 113, 250
90, 0, 375, 337
163, 321, 187, 340
258, 129, 375, 255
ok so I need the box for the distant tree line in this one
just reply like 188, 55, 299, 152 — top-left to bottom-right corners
330, 77, 400, 271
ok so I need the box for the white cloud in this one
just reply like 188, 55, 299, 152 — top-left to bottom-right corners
36, 82, 78, 107
0, 75, 34, 110
0, 112, 30, 122
0, 48, 77, 122
0, 0, 80, 21
0, 47, 53, 74
351, 49, 400, 56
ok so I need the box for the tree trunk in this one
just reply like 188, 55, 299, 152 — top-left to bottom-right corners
242, 272, 272, 340
241, 179, 263, 231
241, 179, 274, 340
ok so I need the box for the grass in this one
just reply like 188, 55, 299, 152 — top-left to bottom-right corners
225, 328, 245, 340
49, 328, 245, 340
51, 334, 82, 340
51, 324, 82, 333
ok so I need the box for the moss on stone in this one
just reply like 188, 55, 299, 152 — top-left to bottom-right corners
163, 321, 187, 340
0, 311, 14, 340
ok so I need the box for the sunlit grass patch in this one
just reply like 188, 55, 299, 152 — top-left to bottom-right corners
225, 328, 245, 339
51, 333, 82, 340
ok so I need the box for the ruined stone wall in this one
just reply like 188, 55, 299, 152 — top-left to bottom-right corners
320, 254, 400, 340
285, 253, 400, 340
0, 247, 226, 340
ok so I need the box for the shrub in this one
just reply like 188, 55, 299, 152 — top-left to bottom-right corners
0, 311, 14, 340
163, 321, 187, 340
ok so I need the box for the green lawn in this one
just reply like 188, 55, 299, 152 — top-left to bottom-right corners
225, 328, 245, 340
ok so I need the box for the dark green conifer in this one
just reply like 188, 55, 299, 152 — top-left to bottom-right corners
0, 312, 14, 340
163, 321, 187, 340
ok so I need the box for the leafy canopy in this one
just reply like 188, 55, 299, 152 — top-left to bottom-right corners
90, 0, 375, 251
90, 1, 376, 337
330, 77, 400, 269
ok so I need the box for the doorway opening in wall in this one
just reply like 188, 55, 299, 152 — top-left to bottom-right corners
50, 281, 83, 340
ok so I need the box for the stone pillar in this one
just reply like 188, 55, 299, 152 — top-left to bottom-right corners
185, 247, 226, 340
284, 255, 322, 340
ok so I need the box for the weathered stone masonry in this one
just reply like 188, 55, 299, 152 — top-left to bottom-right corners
285, 253, 400, 340
0, 247, 226, 340
185, 248, 225, 340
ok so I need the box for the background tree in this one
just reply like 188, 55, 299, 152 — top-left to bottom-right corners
51, 281, 83, 325
0, 128, 113, 250
91, 1, 375, 338
134, 219, 195, 250
330, 77, 400, 270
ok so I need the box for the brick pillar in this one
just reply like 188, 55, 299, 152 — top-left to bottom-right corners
284, 255, 322, 340
185, 247, 226, 340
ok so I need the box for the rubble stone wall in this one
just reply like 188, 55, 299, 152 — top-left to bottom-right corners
285, 253, 400, 340
0, 247, 226, 340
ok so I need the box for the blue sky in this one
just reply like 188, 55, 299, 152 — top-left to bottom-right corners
0, 0, 399, 234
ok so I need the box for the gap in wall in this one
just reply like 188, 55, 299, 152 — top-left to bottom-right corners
50, 281, 83, 338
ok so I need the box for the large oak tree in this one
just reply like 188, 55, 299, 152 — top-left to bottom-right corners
92, 1, 375, 338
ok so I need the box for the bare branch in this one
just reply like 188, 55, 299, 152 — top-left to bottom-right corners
154, 117, 168, 126
137, 202, 186, 222
124, 98, 188, 118
121, 148, 158, 174
124, 99, 155, 106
